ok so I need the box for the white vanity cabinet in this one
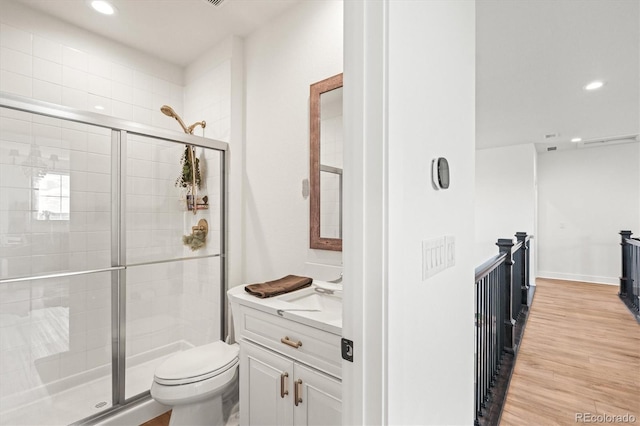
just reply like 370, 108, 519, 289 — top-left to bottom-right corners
241, 340, 341, 426
230, 297, 343, 426
292, 361, 342, 425
241, 341, 293, 425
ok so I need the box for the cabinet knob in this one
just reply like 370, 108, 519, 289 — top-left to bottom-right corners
281, 336, 302, 349
294, 379, 303, 406
280, 372, 289, 398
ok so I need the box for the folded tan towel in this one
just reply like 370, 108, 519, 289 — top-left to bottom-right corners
245, 275, 313, 298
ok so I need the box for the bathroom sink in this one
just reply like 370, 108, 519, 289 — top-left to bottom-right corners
227, 283, 342, 335
278, 289, 342, 314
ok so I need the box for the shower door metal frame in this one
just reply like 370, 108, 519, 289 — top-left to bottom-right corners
0, 91, 230, 424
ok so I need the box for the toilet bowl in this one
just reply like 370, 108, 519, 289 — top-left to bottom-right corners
151, 341, 239, 426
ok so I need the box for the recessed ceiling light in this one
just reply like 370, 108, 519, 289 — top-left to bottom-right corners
90, 0, 116, 15
584, 81, 604, 91
571, 137, 582, 143
94, 105, 105, 110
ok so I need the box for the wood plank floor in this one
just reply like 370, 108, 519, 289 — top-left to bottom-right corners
500, 279, 640, 426
140, 411, 170, 426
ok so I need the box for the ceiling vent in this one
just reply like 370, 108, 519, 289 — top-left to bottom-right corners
583, 135, 638, 145
580, 134, 639, 148
547, 146, 557, 151
544, 133, 559, 139
203, 0, 225, 6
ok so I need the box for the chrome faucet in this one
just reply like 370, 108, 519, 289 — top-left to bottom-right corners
328, 273, 343, 284
314, 273, 343, 295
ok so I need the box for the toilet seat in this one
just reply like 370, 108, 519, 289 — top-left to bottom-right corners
154, 341, 239, 386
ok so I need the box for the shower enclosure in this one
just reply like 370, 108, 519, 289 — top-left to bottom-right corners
0, 92, 228, 425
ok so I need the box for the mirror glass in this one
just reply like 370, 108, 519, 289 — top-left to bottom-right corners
310, 74, 343, 251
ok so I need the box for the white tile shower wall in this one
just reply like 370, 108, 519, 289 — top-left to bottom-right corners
126, 136, 222, 264
181, 258, 222, 347
181, 43, 231, 345
125, 136, 223, 356
180, 148, 223, 347
0, 15, 183, 131
126, 262, 184, 363
126, 135, 185, 265
183, 59, 231, 142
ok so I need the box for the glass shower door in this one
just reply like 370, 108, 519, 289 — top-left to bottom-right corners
0, 109, 114, 425
0, 93, 229, 425
123, 134, 224, 400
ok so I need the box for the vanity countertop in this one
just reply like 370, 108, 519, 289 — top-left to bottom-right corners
228, 283, 342, 335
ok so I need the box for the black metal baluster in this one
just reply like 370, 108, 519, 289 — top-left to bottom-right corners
491, 270, 497, 386
494, 269, 499, 376
629, 246, 640, 313
490, 271, 494, 385
484, 275, 489, 408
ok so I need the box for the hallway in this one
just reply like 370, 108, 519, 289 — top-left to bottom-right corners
500, 279, 640, 425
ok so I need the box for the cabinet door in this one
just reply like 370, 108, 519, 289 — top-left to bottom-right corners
241, 341, 294, 426
293, 363, 342, 426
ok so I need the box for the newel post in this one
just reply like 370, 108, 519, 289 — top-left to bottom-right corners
620, 230, 633, 297
497, 238, 516, 354
515, 232, 530, 306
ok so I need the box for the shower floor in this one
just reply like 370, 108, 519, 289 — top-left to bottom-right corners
0, 348, 179, 426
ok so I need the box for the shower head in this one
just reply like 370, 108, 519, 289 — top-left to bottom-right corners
160, 105, 176, 117
160, 105, 206, 135
160, 104, 189, 134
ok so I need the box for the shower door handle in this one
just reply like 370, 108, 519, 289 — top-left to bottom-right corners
280, 372, 289, 398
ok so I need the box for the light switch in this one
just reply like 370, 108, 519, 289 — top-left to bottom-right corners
422, 235, 456, 280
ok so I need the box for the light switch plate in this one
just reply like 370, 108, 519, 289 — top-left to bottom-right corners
422, 235, 455, 280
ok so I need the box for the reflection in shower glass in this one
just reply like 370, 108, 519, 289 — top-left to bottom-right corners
0, 109, 113, 279
0, 273, 113, 425
35, 173, 70, 221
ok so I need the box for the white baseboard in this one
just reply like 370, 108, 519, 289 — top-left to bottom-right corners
537, 271, 618, 286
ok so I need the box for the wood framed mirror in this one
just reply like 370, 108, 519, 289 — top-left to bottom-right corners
310, 73, 343, 251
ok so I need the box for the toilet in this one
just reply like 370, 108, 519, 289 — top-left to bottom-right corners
150, 341, 239, 426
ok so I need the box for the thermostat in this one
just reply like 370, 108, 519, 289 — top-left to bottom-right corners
432, 157, 450, 190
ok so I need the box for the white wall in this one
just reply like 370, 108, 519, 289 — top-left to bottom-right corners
386, 2, 475, 423
475, 144, 537, 280
537, 142, 640, 284
243, 0, 343, 283
343, 1, 476, 424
